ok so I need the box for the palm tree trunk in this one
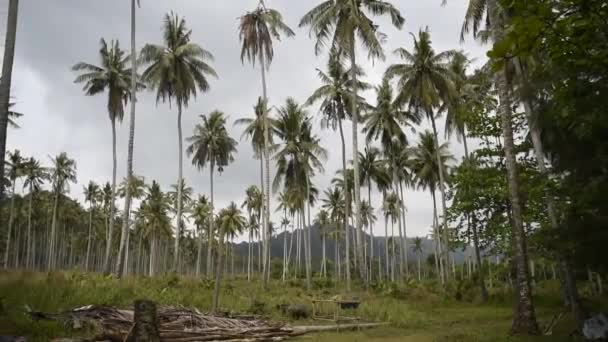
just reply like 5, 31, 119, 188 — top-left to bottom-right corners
337, 117, 351, 291
208, 161, 216, 280
3, 182, 17, 268
322, 234, 326, 278
249, 226, 253, 281
384, 211, 389, 278
495, 64, 539, 334
399, 181, 409, 277
258, 157, 264, 276
418, 253, 421, 281
173, 103, 184, 272
304, 180, 312, 289
349, 39, 366, 287
513, 58, 584, 325
26, 186, 33, 269
392, 167, 405, 280
116, 0, 138, 278
259, 50, 271, 289
85, 203, 94, 271
48, 189, 60, 270
471, 214, 488, 301
282, 222, 287, 282
431, 189, 444, 284
429, 115, 450, 281
196, 225, 202, 277
0, 0, 19, 201
103, 118, 118, 274
212, 229, 225, 312
368, 181, 374, 282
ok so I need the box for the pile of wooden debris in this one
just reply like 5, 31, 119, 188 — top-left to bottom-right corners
27, 304, 384, 341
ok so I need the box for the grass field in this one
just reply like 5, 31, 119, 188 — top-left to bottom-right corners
0, 271, 601, 341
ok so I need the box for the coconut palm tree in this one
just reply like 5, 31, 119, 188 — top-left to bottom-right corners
300, 0, 404, 287
386, 28, 457, 280
410, 131, 453, 283
0, 0, 20, 200
242, 185, 262, 281
322, 186, 345, 282
3, 150, 23, 268
72, 38, 136, 274
84, 181, 102, 271
21, 157, 46, 269
140, 12, 217, 271
444, 51, 474, 157
457, 0, 541, 332
273, 98, 327, 289
382, 192, 400, 281
191, 195, 211, 277
238, 1, 294, 287
412, 237, 424, 281
137, 180, 172, 277
213, 202, 246, 312
47, 153, 77, 270
314, 209, 331, 278
117, 174, 146, 274
187, 110, 238, 276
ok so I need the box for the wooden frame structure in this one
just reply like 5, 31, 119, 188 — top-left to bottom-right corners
311, 299, 361, 325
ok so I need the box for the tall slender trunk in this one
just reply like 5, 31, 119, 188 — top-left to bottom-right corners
304, 180, 312, 289
349, 38, 366, 287
259, 51, 271, 289
398, 181, 409, 277
384, 213, 389, 277
173, 103, 184, 272
368, 181, 374, 283
3, 182, 17, 268
417, 253, 421, 281
196, 224, 202, 277
337, 118, 351, 290
212, 229, 225, 312
430, 115, 450, 281
495, 63, 539, 334
249, 225, 253, 281
104, 118, 118, 274
26, 186, 33, 269
47, 189, 60, 270
282, 221, 287, 282
431, 189, 444, 284
0, 0, 19, 201
513, 58, 584, 325
321, 234, 326, 278
258, 157, 264, 277
471, 215, 488, 301
116, 0, 138, 278
85, 202, 94, 271
392, 166, 405, 280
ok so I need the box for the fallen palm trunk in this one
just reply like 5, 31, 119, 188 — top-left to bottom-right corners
27, 305, 385, 341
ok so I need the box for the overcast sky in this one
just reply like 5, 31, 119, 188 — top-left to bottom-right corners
4, 0, 488, 241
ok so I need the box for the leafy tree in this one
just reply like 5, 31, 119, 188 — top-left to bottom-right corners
141, 12, 217, 271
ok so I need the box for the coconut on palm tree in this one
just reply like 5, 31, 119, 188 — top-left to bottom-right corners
140, 12, 217, 272
47, 152, 77, 270
213, 202, 246, 312
239, 1, 294, 287
300, 0, 404, 288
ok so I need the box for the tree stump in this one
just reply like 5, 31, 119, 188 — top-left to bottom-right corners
128, 300, 160, 341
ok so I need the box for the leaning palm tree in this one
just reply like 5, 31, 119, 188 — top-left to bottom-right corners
385, 28, 457, 280
300, 0, 404, 287
409, 131, 453, 283
3, 150, 23, 269
213, 202, 246, 312
84, 181, 102, 271
72, 38, 135, 274
456, 0, 542, 332
238, 1, 294, 287
0, 0, 20, 200
187, 110, 238, 276
21, 157, 46, 269
47, 152, 77, 270
140, 12, 217, 271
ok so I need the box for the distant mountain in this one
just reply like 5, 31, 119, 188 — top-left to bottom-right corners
232, 224, 472, 269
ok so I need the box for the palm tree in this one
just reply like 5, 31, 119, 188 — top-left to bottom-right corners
444, 52, 474, 157
141, 12, 217, 272
213, 202, 246, 312
6, 102, 23, 129
191, 195, 211, 277
359, 199, 376, 278
273, 98, 327, 289
314, 209, 331, 278
47, 153, 77, 270
0, 0, 20, 200
239, 1, 294, 287
410, 131, 453, 283
72, 38, 135, 274
84, 181, 102, 271
117, 0, 144, 278
322, 186, 345, 282
137, 180, 172, 277
386, 28, 457, 280
412, 237, 423, 281
117, 174, 146, 274
457, 0, 541, 332
187, 110, 238, 277
242, 185, 262, 281
300, 0, 404, 287
21, 157, 46, 269
382, 192, 400, 281
3, 150, 23, 268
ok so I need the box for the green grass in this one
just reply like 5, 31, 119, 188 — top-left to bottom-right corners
0, 271, 600, 341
